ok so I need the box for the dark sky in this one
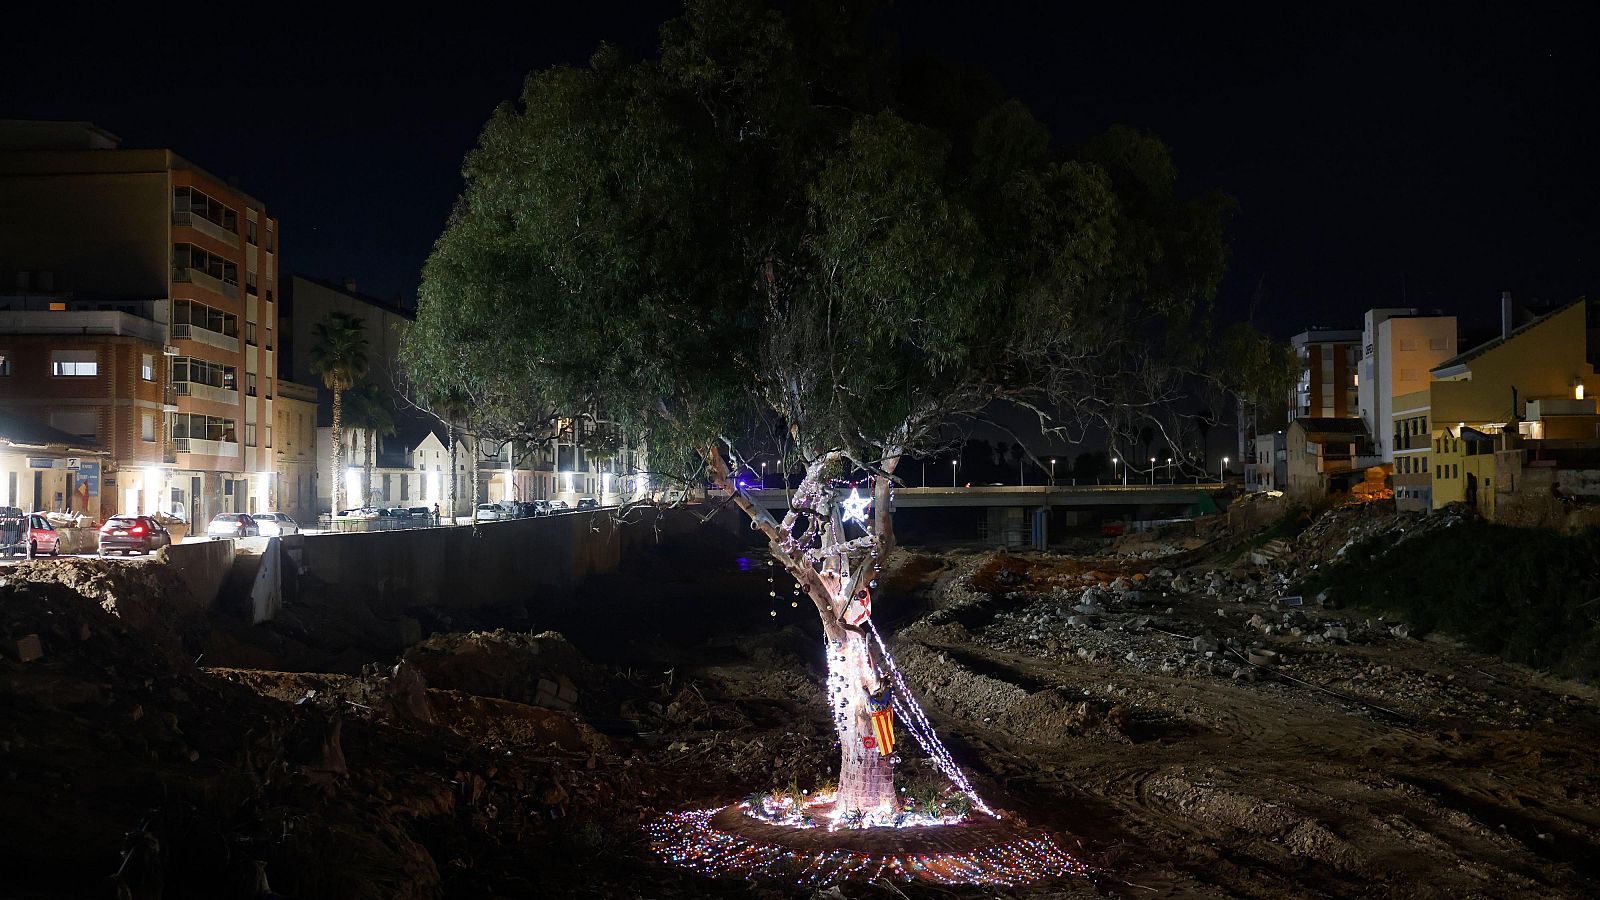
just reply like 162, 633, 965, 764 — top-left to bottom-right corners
4, 3, 1595, 339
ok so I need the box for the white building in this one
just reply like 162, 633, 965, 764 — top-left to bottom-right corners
1358, 308, 1458, 462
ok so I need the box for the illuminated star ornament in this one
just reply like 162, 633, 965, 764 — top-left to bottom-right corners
839, 485, 872, 525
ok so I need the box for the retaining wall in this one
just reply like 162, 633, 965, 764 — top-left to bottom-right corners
285, 509, 681, 621
164, 539, 237, 611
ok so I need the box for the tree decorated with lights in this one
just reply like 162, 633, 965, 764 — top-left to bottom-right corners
407, 0, 1228, 848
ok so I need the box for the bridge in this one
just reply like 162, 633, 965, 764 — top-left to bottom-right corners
730, 482, 1223, 512
717, 483, 1223, 551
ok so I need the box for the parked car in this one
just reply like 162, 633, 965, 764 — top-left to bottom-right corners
530, 500, 553, 516
338, 506, 382, 518
408, 506, 434, 523
548, 500, 570, 512
384, 507, 413, 520
206, 513, 260, 539
251, 512, 300, 536
474, 503, 504, 522
99, 515, 173, 555
5, 513, 62, 557
575, 498, 600, 511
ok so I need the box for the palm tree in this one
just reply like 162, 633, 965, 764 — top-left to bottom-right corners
308, 312, 369, 513
345, 382, 396, 506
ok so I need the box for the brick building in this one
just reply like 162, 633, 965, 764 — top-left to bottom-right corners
0, 120, 279, 522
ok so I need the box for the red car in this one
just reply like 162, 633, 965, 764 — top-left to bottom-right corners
10, 513, 62, 557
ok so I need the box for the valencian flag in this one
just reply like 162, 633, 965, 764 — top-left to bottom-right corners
867, 689, 894, 756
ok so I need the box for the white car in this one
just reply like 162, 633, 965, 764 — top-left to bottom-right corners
474, 503, 503, 522
251, 512, 300, 536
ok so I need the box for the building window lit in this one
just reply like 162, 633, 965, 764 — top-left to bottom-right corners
141, 353, 154, 381
51, 349, 98, 376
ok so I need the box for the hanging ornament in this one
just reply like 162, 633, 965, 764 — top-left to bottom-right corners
840, 485, 872, 526
868, 689, 895, 756
843, 585, 872, 626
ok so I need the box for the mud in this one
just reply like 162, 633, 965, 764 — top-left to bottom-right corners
2, 506, 1598, 898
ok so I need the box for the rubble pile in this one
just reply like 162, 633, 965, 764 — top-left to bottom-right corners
0, 560, 770, 899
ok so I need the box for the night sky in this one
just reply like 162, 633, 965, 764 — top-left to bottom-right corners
5, 3, 1595, 339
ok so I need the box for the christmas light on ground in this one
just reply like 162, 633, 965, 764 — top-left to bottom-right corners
647, 806, 1092, 887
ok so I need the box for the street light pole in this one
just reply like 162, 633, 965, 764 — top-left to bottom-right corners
952, 459, 958, 487
1221, 456, 1229, 482
1049, 458, 1056, 485
1149, 457, 1155, 485
760, 460, 766, 489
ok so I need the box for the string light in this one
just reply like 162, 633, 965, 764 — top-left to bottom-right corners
648, 808, 1091, 886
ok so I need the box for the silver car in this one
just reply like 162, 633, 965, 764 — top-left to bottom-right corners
251, 512, 300, 536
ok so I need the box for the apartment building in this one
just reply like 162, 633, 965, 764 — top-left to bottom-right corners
1358, 308, 1458, 462
1288, 328, 1361, 422
0, 120, 278, 521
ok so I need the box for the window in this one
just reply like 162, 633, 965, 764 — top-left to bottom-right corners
172, 413, 236, 442
246, 423, 257, 447
1399, 338, 1419, 351
172, 243, 239, 285
246, 274, 258, 295
266, 425, 272, 448
141, 413, 155, 442
172, 356, 236, 392
246, 321, 257, 345
246, 373, 257, 397
141, 353, 154, 381
174, 299, 238, 337
247, 220, 257, 245
173, 186, 238, 232
51, 349, 98, 376
50, 410, 96, 438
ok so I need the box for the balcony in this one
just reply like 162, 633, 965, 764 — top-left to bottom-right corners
172, 437, 239, 459
172, 210, 239, 248
172, 323, 240, 353
172, 266, 240, 300
173, 381, 239, 405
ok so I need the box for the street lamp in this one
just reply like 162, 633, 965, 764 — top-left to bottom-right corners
1221, 456, 1229, 482
952, 459, 958, 487
1049, 458, 1056, 485
760, 460, 766, 489
1149, 457, 1155, 485
1166, 457, 1173, 483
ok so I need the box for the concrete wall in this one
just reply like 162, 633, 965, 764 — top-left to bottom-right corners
164, 538, 236, 611
284, 509, 676, 621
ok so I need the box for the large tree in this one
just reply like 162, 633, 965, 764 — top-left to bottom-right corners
407, 0, 1229, 816
309, 312, 369, 513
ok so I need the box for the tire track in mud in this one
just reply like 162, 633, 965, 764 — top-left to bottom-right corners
891, 631, 1597, 898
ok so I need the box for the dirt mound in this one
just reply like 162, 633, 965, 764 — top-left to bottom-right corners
403, 629, 612, 713
1, 557, 205, 668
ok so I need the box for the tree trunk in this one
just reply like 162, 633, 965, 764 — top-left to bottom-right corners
447, 422, 458, 520
365, 429, 376, 505
703, 445, 900, 815
828, 622, 898, 814
469, 428, 481, 508
331, 388, 345, 513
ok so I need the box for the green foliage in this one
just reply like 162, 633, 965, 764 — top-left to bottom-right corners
344, 381, 397, 441
1298, 522, 1600, 681
406, 0, 1231, 478
1210, 321, 1299, 410
308, 312, 369, 393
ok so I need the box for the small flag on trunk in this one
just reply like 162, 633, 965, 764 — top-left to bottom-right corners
867, 690, 894, 756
